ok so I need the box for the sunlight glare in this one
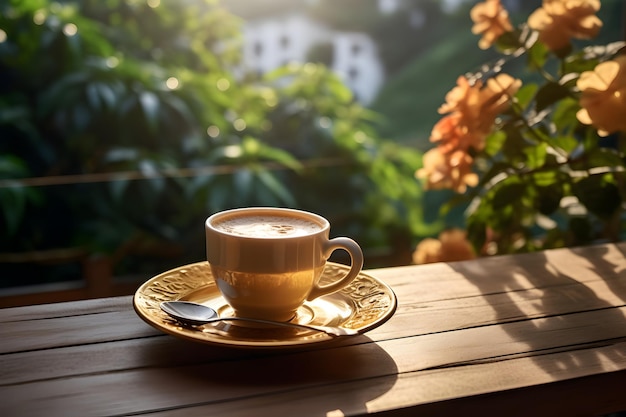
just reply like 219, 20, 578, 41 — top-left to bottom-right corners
33, 11, 46, 25
146, 0, 160, 8
106, 56, 120, 68
260, 88, 278, 107
207, 125, 220, 138
223, 145, 242, 158
354, 131, 367, 143
166, 77, 180, 90
63, 23, 78, 36
216, 78, 230, 91
0, 30, 6, 43
233, 119, 246, 131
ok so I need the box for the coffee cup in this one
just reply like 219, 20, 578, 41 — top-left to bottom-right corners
205, 207, 364, 322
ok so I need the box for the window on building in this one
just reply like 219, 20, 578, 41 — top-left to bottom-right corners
253, 41, 263, 57
280, 35, 290, 49
351, 43, 362, 56
348, 67, 359, 81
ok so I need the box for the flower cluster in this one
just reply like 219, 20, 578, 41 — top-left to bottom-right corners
527, 0, 602, 52
417, 73, 521, 193
412, 229, 475, 265
414, 0, 626, 260
577, 55, 626, 136
470, 0, 513, 50
469, 0, 626, 139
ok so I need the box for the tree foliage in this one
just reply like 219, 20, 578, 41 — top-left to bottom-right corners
0, 0, 429, 283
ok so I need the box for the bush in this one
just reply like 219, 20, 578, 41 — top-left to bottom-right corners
0, 0, 429, 286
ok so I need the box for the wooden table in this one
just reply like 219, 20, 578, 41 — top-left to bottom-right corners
2, 243, 626, 417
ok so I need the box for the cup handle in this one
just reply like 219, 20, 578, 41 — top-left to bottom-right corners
306, 237, 364, 301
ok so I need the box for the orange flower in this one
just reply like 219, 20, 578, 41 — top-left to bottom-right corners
433, 74, 521, 153
429, 113, 479, 153
481, 74, 523, 118
422, 74, 519, 193
413, 229, 476, 264
412, 238, 442, 265
438, 75, 479, 116
528, 0, 602, 52
471, 0, 514, 50
576, 55, 626, 136
416, 148, 478, 193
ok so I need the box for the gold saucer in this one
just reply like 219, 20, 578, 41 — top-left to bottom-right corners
133, 261, 397, 348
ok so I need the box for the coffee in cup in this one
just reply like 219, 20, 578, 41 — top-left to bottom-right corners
205, 207, 364, 322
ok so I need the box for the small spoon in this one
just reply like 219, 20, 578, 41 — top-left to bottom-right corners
160, 301, 358, 337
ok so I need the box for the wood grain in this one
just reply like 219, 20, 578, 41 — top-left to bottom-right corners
1, 243, 625, 417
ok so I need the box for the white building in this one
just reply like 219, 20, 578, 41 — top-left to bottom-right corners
239, 13, 385, 105
332, 32, 385, 104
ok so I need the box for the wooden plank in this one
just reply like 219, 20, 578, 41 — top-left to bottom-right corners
0, 281, 142, 308
144, 361, 626, 417
2, 243, 625, 355
0, 243, 625, 416
3, 259, 624, 354
1, 243, 621, 326
1, 335, 625, 417
0, 309, 160, 354
370, 242, 626, 303
5, 303, 626, 385
0, 296, 134, 322
2, 305, 626, 416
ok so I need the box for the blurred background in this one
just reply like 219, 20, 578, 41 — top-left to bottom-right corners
0, 0, 623, 306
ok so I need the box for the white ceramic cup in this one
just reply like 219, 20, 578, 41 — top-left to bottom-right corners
205, 207, 364, 322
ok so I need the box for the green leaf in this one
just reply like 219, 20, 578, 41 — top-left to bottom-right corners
72, 104, 91, 131
494, 29, 524, 54
527, 40, 549, 71
484, 130, 507, 157
138, 159, 165, 193
532, 170, 559, 187
551, 135, 579, 155
162, 93, 196, 126
109, 179, 130, 202
206, 179, 232, 213
568, 217, 592, 243
573, 175, 622, 219
551, 97, 580, 136
86, 83, 103, 111
255, 170, 296, 206
502, 127, 527, 162
0, 184, 26, 236
257, 146, 302, 171
323, 74, 353, 103
476, 161, 512, 189
492, 178, 525, 209
565, 42, 626, 74
233, 168, 253, 203
536, 183, 563, 215
0, 155, 29, 178
535, 82, 570, 112
139, 91, 160, 132
586, 148, 625, 169
38, 71, 90, 116
524, 142, 548, 169
87, 82, 118, 111
515, 83, 539, 110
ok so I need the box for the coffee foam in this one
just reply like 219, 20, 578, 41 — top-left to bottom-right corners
214, 215, 321, 238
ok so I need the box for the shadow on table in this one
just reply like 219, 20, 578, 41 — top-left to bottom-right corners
139, 335, 398, 416
451, 245, 626, 413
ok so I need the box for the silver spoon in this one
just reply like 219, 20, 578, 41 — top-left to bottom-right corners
160, 301, 358, 337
